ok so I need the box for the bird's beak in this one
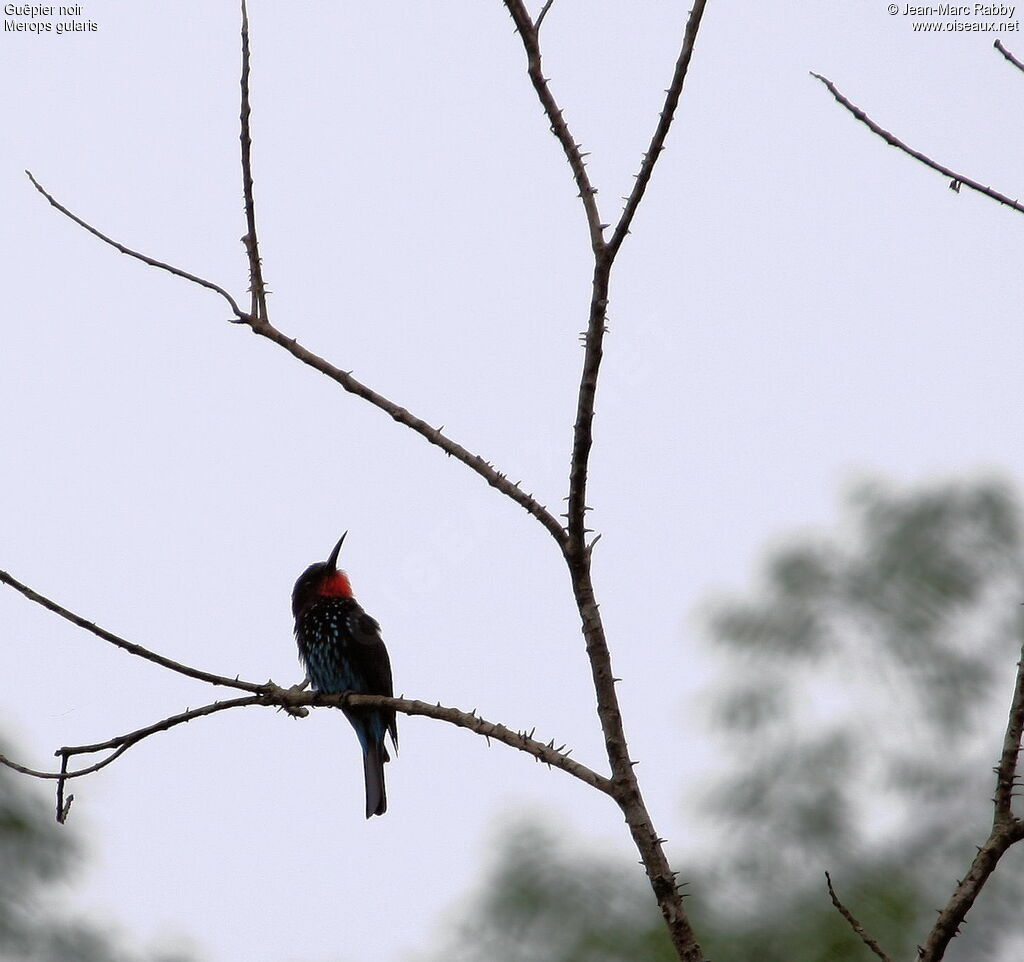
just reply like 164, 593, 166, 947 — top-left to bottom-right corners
325, 531, 348, 571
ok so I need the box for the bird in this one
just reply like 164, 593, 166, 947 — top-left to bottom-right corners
292, 532, 397, 817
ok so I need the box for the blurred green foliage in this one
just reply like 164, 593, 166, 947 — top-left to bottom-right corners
0, 751, 193, 962
426, 479, 1024, 962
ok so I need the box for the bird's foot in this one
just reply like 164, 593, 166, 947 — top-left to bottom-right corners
279, 677, 311, 718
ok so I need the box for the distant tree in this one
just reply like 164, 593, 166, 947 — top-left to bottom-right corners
425, 479, 1024, 962
0, 744, 194, 962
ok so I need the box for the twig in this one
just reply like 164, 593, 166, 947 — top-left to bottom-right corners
917, 644, 1024, 962
502, 0, 605, 251
825, 872, 894, 962
810, 73, 1024, 216
994, 39, 1024, 74
239, 0, 268, 322
24, 171, 246, 318
608, 0, 709, 257
0, 569, 266, 692
535, 0, 555, 33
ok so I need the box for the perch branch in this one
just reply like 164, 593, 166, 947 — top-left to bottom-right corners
810, 73, 1024, 216
0, 571, 611, 809
825, 872, 894, 962
1, 688, 611, 822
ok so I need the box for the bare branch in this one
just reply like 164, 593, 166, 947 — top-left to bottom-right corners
26, 10, 566, 547
535, 0, 555, 33
333, 691, 613, 792
0, 697, 262, 787
810, 73, 1024, 215
994, 643, 1024, 820
542, 7, 712, 959
608, 0, 709, 257
25, 171, 247, 318
56, 752, 72, 823
502, 0, 606, 251
0, 569, 265, 693
994, 39, 1024, 74
239, 0, 268, 322
0, 571, 609, 799
917, 642, 1024, 962
238, 315, 568, 542
917, 826, 1024, 962
1, 687, 611, 824
825, 872, 894, 962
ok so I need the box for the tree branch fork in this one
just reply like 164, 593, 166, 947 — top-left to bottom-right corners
11, 4, 1024, 962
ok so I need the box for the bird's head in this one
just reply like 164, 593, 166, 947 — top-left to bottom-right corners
291, 531, 353, 618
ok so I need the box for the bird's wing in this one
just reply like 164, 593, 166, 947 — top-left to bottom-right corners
349, 605, 398, 751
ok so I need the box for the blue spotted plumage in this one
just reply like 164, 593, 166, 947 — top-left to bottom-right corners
292, 533, 397, 818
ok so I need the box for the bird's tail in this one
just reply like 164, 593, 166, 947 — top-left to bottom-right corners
362, 737, 388, 818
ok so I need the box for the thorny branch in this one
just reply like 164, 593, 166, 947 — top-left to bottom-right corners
500, 0, 605, 251
14, 3, 711, 961
0, 670, 610, 827
813, 45, 1024, 957
824, 872, 894, 962
810, 71, 1024, 216
502, 3, 710, 961
0, 571, 608, 800
21, 9, 567, 548
239, 0, 267, 322
916, 644, 1024, 962
0, 569, 265, 693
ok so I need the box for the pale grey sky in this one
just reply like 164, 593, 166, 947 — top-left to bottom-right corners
3, 2, 1023, 961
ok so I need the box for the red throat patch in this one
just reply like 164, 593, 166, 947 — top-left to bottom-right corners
319, 571, 353, 598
